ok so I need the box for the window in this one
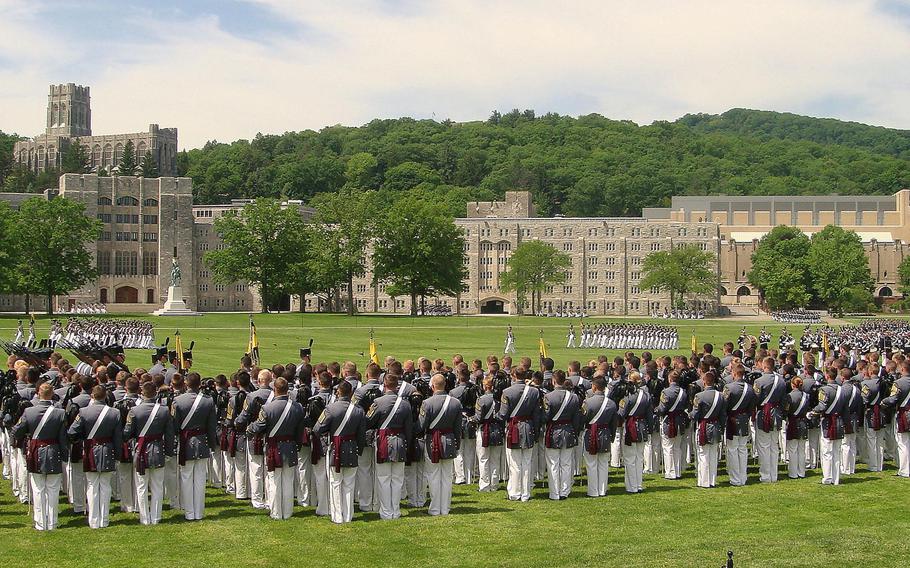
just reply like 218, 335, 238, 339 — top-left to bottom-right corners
114, 251, 138, 276
356, 284, 367, 293
604, 257, 616, 266
650, 243, 661, 251
463, 243, 470, 252
142, 252, 158, 275
499, 228, 509, 237
605, 286, 616, 294
631, 242, 641, 252
650, 227, 660, 237
605, 243, 616, 252
563, 228, 573, 237
142, 232, 157, 242
115, 214, 139, 224
115, 231, 139, 241
116, 196, 139, 206
97, 197, 112, 206
588, 285, 598, 294
235, 284, 246, 292
605, 271, 616, 280
587, 242, 599, 251
198, 284, 209, 292
631, 271, 641, 280
100, 231, 111, 241
563, 285, 573, 294
563, 243, 573, 251
544, 228, 554, 237
588, 257, 597, 266
678, 228, 687, 237
631, 227, 641, 237
215, 284, 225, 292
143, 214, 158, 224
199, 242, 209, 251
464, 229, 471, 237
97, 251, 111, 275
143, 198, 159, 207
97, 213, 112, 223
632, 257, 641, 266
588, 228, 598, 237
605, 228, 615, 237
588, 271, 598, 280
630, 301, 640, 310
198, 269, 209, 279
545, 286, 554, 294
521, 228, 531, 237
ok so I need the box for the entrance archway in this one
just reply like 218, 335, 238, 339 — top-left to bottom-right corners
480, 298, 506, 314
115, 286, 138, 303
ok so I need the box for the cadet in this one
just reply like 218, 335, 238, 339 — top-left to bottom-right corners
861, 363, 887, 472
474, 376, 504, 492
543, 370, 582, 500
499, 367, 541, 502
785, 376, 810, 480
581, 378, 617, 497
314, 380, 366, 524
366, 373, 412, 520
225, 371, 252, 500
810, 368, 848, 485
655, 370, 688, 480
247, 377, 306, 520
124, 381, 174, 525
307, 371, 335, 517
723, 363, 758, 487
882, 360, 910, 477
689, 372, 726, 488
12, 383, 68, 531
840, 368, 862, 476
752, 357, 788, 483
113, 377, 140, 513
450, 365, 478, 485
417, 374, 462, 516
351, 363, 383, 513
617, 372, 652, 494
171, 372, 218, 521
64, 374, 95, 515
236, 369, 274, 510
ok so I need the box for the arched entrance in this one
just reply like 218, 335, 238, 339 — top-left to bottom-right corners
736, 286, 751, 297
100, 288, 108, 304
115, 286, 138, 303
480, 298, 506, 314
879, 287, 893, 297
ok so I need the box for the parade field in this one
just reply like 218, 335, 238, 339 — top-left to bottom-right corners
1, 313, 908, 568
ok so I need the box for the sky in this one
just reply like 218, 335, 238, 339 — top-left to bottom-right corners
1, 0, 909, 149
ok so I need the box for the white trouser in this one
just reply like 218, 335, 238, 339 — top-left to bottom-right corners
266, 465, 296, 520
164, 456, 180, 509
233, 451, 249, 499
505, 447, 533, 501
535, 439, 548, 481
884, 423, 897, 461
117, 462, 136, 512
623, 442, 644, 492
210, 448, 224, 488
312, 456, 330, 516
545, 447, 574, 499
584, 451, 610, 496
454, 436, 476, 485
30, 473, 62, 531
179, 458, 209, 520
13, 448, 27, 500
841, 433, 857, 475
754, 428, 780, 482
66, 461, 87, 512
356, 448, 375, 512
806, 428, 820, 469
0, 429, 9, 479
248, 447, 268, 508
573, 442, 584, 476
896, 431, 910, 477
374, 460, 406, 520
786, 439, 806, 478
296, 447, 312, 506
135, 467, 165, 525
643, 436, 660, 474
865, 428, 884, 472
424, 456, 455, 516
223, 452, 236, 493
328, 464, 357, 523
726, 434, 749, 486
661, 432, 684, 480
499, 443, 509, 481
820, 437, 842, 485
476, 439, 502, 492
405, 460, 426, 507
85, 471, 113, 529
610, 428, 624, 467
696, 443, 718, 488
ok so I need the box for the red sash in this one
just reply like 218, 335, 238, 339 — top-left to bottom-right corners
310, 434, 323, 465
872, 404, 882, 430
252, 434, 265, 455
331, 434, 356, 472
178, 428, 205, 466
266, 435, 295, 472
300, 428, 310, 447
545, 419, 572, 448
219, 428, 229, 452
226, 429, 239, 457
587, 424, 601, 455
667, 411, 681, 438
759, 403, 778, 432
430, 429, 453, 463
697, 419, 716, 446
82, 437, 113, 472
135, 433, 164, 475
376, 428, 403, 463
825, 414, 841, 440
898, 408, 910, 434
507, 416, 531, 447
480, 422, 492, 447
26, 439, 57, 473
625, 416, 644, 445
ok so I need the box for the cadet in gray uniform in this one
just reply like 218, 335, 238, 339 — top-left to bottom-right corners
366, 373, 413, 520
64, 375, 95, 514
247, 377, 306, 520
12, 383, 68, 531
67, 385, 122, 529
655, 370, 688, 480
882, 360, 910, 477
224, 371, 252, 500
809, 368, 848, 485
543, 370, 582, 500
840, 368, 862, 476
307, 372, 335, 517
581, 378, 617, 497
235, 370, 275, 510
861, 365, 887, 472
473, 376, 504, 492
722, 364, 756, 486
617, 372, 652, 494
499, 368, 541, 502
314, 380, 366, 524
689, 372, 726, 488
351, 363, 383, 513
417, 374, 462, 516
450, 366, 478, 486
171, 373, 218, 521
752, 357, 788, 483
124, 381, 175, 525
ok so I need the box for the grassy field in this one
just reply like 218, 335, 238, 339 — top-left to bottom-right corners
1, 313, 907, 568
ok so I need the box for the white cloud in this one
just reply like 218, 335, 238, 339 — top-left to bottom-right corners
1, 0, 908, 148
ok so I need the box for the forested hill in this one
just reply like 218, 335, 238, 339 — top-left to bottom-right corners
679, 109, 910, 159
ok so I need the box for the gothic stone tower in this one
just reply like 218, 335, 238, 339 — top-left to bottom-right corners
46, 83, 91, 138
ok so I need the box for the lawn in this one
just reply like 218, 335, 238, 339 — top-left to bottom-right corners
1, 313, 906, 568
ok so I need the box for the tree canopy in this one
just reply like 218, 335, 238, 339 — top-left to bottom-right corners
499, 240, 571, 314
806, 225, 874, 315
748, 226, 813, 310
640, 245, 717, 308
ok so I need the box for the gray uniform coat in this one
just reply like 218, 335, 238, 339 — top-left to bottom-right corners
499, 380, 541, 449
861, 377, 889, 430
617, 388, 653, 445
366, 392, 413, 463
124, 398, 175, 472
314, 397, 366, 470
581, 392, 617, 454
752, 372, 788, 432
543, 387, 582, 449
722, 380, 757, 438
171, 390, 218, 464
247, 395, 306, 470
690, 387, 726, 445
12, 400, 68, 474
68, 401, 123, 473
655, 383, 688, 438
882, 375, 910, 433
417, 392, 463, 462
814, 383, 848, 440
473, 393, 504, 447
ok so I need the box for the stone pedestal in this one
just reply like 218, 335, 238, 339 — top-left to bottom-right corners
152, 286, 200, 316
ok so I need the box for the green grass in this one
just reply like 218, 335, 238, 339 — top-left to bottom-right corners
1, 313, 907, 567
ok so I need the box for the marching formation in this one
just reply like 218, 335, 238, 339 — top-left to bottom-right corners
61, 318, 156, 350
2, 320, 910, 532
566, 323, 679, 350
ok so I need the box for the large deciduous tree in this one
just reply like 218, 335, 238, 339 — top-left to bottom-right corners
372, 196, 466, 315
640, 244, 717, 308
748, 225, 812, 309
204, 198, 309, 313
0, 202, 16, 294
499, 240, 571, 315
12, 197, 101, 314
806, 225, 874, 315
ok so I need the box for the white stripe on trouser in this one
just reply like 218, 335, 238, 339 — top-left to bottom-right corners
865, 428, 884, 471
754, 428, 780, 482
454, 436, 476, 485
66, 461, 86, 512
405, 459, 426, 507
356, 449, 375, 512
85, 471, 113, 529
623, 442, 644, 492
475, 438, 502, 492
786, 439, 806, 478
29, 473, 62, 531
118, 462, 136, 512
424, 454, 455, 516
545, 447, 573, 499
896, 431, 910, 477
233, 451, 249, 499
312, 457, 330, 516
266, 465, 295, 520
296, 447, 312, 506
247, 443, 268, 508
505, 447, 533, 501
840, 433, 857, 475
374, 460, 405, 519
179, 458, 209, 520
696, 443, 718, 488
328, 461, 357, 523
135, 466, 165, 525
820, 437, 842, 484
584, 451, 609, 496
725, 435, 748, 486
661, 432, 684, 480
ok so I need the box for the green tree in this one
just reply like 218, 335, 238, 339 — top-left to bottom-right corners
748, 225, 812, 309
204, 199, 309, 313
344, 152, 379, 188
898, 256, 910, 299
12, 197, 101, 314
372, 196, 466, 315
0, 202, 16, 293
640, 245, 717, 309
381, 161, 441, 192
140, 150, 159, 177
499, 240, 571, 315
61, 139, 89, 173
118, 140, 137, 176
806, 225, 874, 315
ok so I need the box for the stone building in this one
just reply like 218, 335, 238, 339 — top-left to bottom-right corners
13, 83, 178, 177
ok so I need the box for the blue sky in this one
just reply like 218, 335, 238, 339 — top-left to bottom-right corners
1, 0, 909, 149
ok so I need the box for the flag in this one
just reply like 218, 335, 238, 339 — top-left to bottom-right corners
538, 336, 549, 359
174, 330, 185, 371
248, 316, 260, 366
691, 331, 697, 354
822, 332, 829, 359
368, 330, 380, 365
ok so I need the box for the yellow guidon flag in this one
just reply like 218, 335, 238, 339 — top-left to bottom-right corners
248, 315, 260, 366
174, 330, 185, 371
369, 330, 380, 365
691, 331, 698, 354
538, 330, 549, 359
822, 332, 829, 357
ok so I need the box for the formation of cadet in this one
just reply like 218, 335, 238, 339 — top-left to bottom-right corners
5, 321, 910, 531
771, 309, 822, 324
61, 318, 155, 350
650, 307, 706, 320
570, 323, 678, 350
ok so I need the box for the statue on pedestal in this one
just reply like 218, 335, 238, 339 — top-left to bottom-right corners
170, 258, 181, 288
